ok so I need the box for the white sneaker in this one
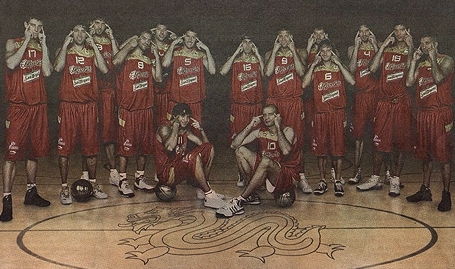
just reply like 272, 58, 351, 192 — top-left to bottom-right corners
204, 191, 227, 209
91, 183, 108, 199
356, 175, 382, 191
60, 186, 73, 205
348, 169, 362, 184
215, 198, 245, 217
134, 175, 155, 193
154, 173, 159, 182
331, 168, 345, 185
388, 176, 401, 197
109, 170, 120, 186
236, 173, 245, 187
118, 179, 134, 198
297, 173, 312, 194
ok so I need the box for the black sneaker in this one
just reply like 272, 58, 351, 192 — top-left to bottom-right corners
244, 193, 261, 205
24, 186, 51, 207
334, 180, 344, 197
406, 184, 432, 203
438, 191, 451, 212
0, 195, 13, 222
313, 180, 328, 195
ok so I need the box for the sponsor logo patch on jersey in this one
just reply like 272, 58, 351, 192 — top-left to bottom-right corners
23, 69, 40, 83
386, 71, 404, 82
180, 76, 197, 86
419, 85, 437, 99
241, 80, 257, 92
133, 81, 148, 92
72, 76, 91, 87
276, 73, 293, 85
322, 89, 340, 102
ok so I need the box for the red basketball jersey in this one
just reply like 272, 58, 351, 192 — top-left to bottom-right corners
313, 64, 347, 112
230, 55, 263, 104
267, 50, 303, 98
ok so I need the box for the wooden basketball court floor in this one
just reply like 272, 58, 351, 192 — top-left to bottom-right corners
1, 137, 454, 269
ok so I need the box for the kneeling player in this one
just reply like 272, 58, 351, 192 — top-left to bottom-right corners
155, 103, 225, 208
216, 104, 300, 217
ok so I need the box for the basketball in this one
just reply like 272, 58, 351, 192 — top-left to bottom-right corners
71, 179, 93, 202
274, 189, 296, 208
155, 184, 177, 202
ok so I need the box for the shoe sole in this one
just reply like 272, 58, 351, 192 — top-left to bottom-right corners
356, 185, 383, 191
215, 210, 245, 218
313, 190, 328, 195
335, 192, 344, 197
388, 192, 400, 197
118, 191, 135, 198
348, 179, 360, 185
134, 186, 155, 193
60, 201, 72, 205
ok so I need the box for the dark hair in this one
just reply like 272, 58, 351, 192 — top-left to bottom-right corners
264, 104, 279, 114
318, 39, 335, 51
172, 103, 192, 117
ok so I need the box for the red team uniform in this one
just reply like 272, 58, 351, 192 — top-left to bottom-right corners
414, 55, 454, 162
312, 64, 348, 157
94, 34, 117, 144
373, 46, 411, 152
266, 50, 305, 147
169, 47, 206, 122
57, 46, 100, 157
155, 128, 214, 187
253, 126, 300, 193
352, 44, 379, 139
229, 55, 263, 142
116, 53, 155, 157
4, 38, 50, 161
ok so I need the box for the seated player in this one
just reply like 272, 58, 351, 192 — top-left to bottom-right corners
216, 104, 300, 217
155, 103, 225, 209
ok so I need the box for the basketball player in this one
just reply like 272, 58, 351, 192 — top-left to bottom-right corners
1, 17, 52, 222
405, 35, 454, 211
301, 39, 355, 197
264, 29, 311, 194
219, 35, 264, 187
162, 30, 216, 124
80, 18, 121, 187
346, 25, 379, 184
155, 103, 226, 209
112, 31, 162, 197
357, 24, 414, 197
216, 104, 300, 217
54, 24, 109, 204
151, 23, 177, 127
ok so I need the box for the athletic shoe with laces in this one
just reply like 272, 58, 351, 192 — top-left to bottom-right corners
236, 173, 245, 187
118, 179, 135, 198
0, 195, 13, 222
298, 173, 312, 194
109, 170, 120, 186
388, 176, 400, 197
134, 175, 155, 193
244, 193, 261, 205
356, 175, 382, 191
24, 186, 51, 207
334, 180, 344, 197
330, 168, 345, 185
91, 183, 108, 199
438, 191, 452, 212
60, 186, 73, 205
204, 191, 227, 209
348, 169, 362, 185
215, 198, 245, 218
406, 184, 432, 202
313, 180, 328, 195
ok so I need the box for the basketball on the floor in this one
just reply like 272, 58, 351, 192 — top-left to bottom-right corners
71, 179, 93, 202
155, 184, 177, 202
274, 189, 296, 208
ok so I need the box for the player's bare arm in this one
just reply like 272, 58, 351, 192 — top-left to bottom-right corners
162, 35, 182, 68
53, 30, 74, 72
230, 115, 262, 149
